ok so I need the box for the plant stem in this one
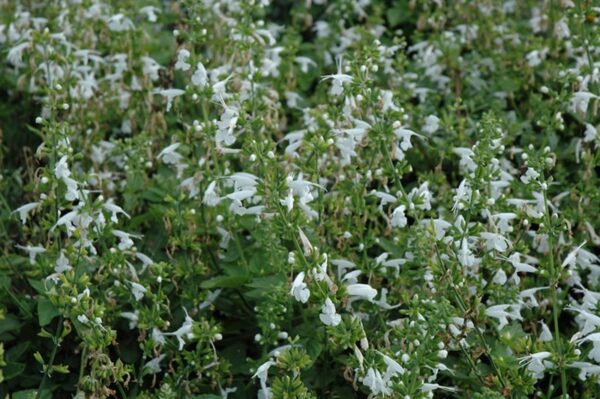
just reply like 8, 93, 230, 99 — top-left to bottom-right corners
541, 182, 567, 397
36, 316, 63, 399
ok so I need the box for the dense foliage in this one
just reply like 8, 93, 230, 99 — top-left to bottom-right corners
1, 0, 600, 398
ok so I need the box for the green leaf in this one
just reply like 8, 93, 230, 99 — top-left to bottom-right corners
51, 364, 69, 374
37, 297, 59, 327
0, 315, 22, 335
12, 390, 37, 399
3, 362, 25, 380
200, 275, 249, 289
28, 279, 46, 295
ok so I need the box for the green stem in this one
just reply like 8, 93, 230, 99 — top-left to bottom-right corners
433, 242, 508, 390
541, 181, 567, 397
36, 316, 63, 399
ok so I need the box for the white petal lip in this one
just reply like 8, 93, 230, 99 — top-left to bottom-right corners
347, 284, 377, 301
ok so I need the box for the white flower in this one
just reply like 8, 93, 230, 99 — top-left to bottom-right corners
153, 89, 185, 112
567, 306, 600, 336
203, 181, 221, 206
175, 49, 191, 71
141, 56, 161, 81
362, 367, 391, 396
520, 167, 540, 184
561, 241, 587, 268
139, 6, 160, 22
570, 91, 597, 114
569, 361, 600, 381
480, 232, 511, 252
131, 282, 147, 301
321, 56, 353, 96
393, 126, 424, 161
423, 114, 440, 134
294, 56, 316, 73
519, 351, 553, 379
252, 359, 276, 397
16, 244, 46, 264
163, 308, 194, 350
390, 205, 407, 228
319, 297, 341, 326
120, 311, 139, 329
290, 272, 310, 303
54, 156, 71, 179
143, 354, 166, 375
152, 327, 166, 345
192, 62, 208, 87
420, 383, 457, 393
113, 230, 140, 251
107, 14, 134, 32
539, 321, 553, 342
55, 251, 72, 273
576, 333, 600, 362
104, 201, 130, 223
158, 143, 183, 165
216, 106, 238, 147
492, 268, 507, 285
519, 286, 548, 308
485, 304, 522, 330
347, 283, 377, 301
12, 202, 40, 224
7, 42, 29, 67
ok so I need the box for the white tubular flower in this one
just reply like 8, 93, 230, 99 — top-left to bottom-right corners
519, 351, 553, 379
174, 49, 191, 71
153, 88, 185, 112
321, 56, 353, 96
539, 321, 553, 342
104, 201, 130, 223
55, 251, 72, 273
252, 359, 276, 397
290, 272, 310, 303
420, 383, 457, 393
120, 311, 139, 329
561, 241, 587, 268
158, 143, 183, 165
280, 189, 294, 213
139, 6, 160, 22
485, 304, 522, 330
319, 297, 341, 326
130, 282, 147, 301
107, 14, 134, 32
54, 156, 71, 179
520, 167, 540, 184
569, 361, 600, 381
347, 283, 377, 301
143, 354, 166, 375
480, 232, 511, 252
16, 244, 46, 264
361, 367, 391, 396
203, 181, 221, 206
192, 62, 208, 87
423, 114, 440, 134
576, 333, 600, 362
163, 308, 194, 350
12, 202, 40, 224
390, 205, 407, 228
